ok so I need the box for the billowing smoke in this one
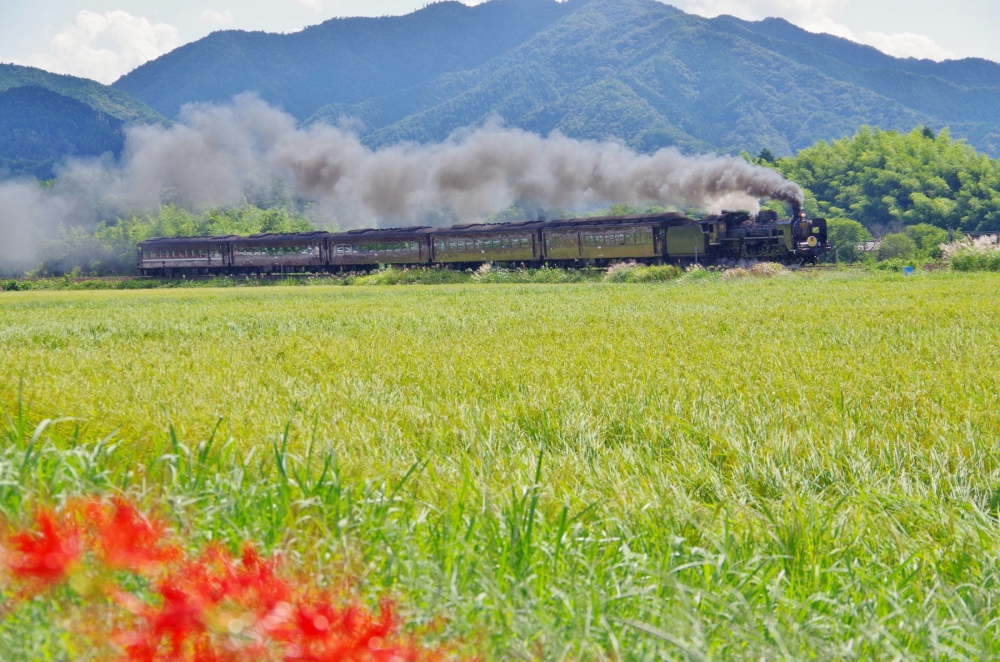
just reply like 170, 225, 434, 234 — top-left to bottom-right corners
0, 94, 803, 271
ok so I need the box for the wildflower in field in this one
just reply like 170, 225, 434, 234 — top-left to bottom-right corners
89, 497, 181, 571
2, 508, 83, 591
0, 498, 462, 662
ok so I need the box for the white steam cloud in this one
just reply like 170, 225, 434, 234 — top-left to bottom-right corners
0, 95, 803, 272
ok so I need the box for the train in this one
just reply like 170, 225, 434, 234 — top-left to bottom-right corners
136, 210, 829, 276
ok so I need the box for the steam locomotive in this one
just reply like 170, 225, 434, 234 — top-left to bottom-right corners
137, 211, 829, 276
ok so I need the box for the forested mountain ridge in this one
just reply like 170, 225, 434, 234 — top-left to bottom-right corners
0, 64, 165, 125
113, 0, 576, 120
0, 86, 125, 180
113, 0, 1000, 157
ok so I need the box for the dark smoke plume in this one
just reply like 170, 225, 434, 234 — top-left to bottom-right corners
0, 94, 803, 271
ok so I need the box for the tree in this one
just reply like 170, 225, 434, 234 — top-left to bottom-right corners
904, 223, 948, 258
757, 148, 775, 163
826, 218, 872, 262
776, 126, 1000, 232
877, 233, 917, 261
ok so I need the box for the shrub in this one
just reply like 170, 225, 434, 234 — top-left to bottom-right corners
629, 264, 682, 282
942, 234, 1000, 271
603, 261, 640, 282
603, 262, 681, 283
723, 262, 788, 278
905, 223, 949, 258
826, 218, 872, 262
878, 233, 917, 261
681, 264, 718, 281
1, 279, 27, 291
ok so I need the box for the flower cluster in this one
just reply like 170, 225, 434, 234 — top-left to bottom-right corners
1, 498, 453, 662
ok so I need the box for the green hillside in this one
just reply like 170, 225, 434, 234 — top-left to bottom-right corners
0, 63, 165, 125
0, 86, 125, 180
113, 0, 576, 120
114, 0, 1000, 157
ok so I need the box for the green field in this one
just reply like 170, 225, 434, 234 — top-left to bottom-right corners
2, 272, 1000, 660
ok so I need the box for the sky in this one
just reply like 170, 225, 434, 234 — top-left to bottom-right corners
0, 0, 997, 85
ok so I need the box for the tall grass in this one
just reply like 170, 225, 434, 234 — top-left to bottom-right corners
943, 234, 1000, 271
2, 273, 1000, 659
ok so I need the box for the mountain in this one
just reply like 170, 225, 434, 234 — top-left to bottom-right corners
0, 64, 165, 125
113, 0, 576, 121
106, 0, 1000, 157
0, 86, 125, 180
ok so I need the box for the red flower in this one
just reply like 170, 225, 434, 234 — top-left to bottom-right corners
3, 508, 82, 590
90, 498, 181, 572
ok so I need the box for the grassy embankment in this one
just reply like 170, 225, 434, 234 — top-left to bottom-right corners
2, 271, 1000, 659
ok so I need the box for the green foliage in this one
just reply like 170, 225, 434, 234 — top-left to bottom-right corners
98, 203, 314, 243
877, 232, 917, 261
603, 261, 682, 283
905, 223, 949, 258
826, 218, 873, 262
0, 86, 124, 180
0, 63, 164, 125
28, 204, 314, 277
776, 127, 1000, 232
350, 266, 469, 286
943, 235, 1000, 271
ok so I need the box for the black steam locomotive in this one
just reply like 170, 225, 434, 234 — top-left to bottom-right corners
137, 211, 828, 276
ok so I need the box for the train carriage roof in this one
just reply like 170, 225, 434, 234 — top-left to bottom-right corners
333, 226, 435, 239
236, 231, 329, 244
431, 220, 549, 234
545, 212, 692, 227
138, 235, 240, 247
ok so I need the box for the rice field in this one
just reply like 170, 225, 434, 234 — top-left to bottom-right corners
2, 271, 1000, 660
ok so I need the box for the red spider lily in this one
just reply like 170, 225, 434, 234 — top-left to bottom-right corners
2, 508, 83, 591
88, 498, 181, 572
1, 498, 463, 662
275, 598, 432, 662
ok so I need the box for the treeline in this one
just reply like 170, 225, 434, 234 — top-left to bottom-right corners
758, 126, 1000, 262
21, 125, 1000, 276
30, 205, 315, 277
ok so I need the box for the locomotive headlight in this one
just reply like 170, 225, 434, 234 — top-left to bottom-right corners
807, 236, 819, 248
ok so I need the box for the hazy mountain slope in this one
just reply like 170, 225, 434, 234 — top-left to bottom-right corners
729, 16, 1000, 89
112, 0, 1000, 156
0, 64, 164, 124
113, 0, 577, 120
0, 86, 125, 180
340, 0, 930, 155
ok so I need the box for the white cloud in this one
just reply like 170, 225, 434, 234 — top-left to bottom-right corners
290, 0, 327, 11
668, 0, 954, 61
200, 10, 235, 26
20, 10, 180, 84
859, 31, 955, 61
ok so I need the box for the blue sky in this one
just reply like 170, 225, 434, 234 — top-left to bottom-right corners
1, 0, 997, 84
